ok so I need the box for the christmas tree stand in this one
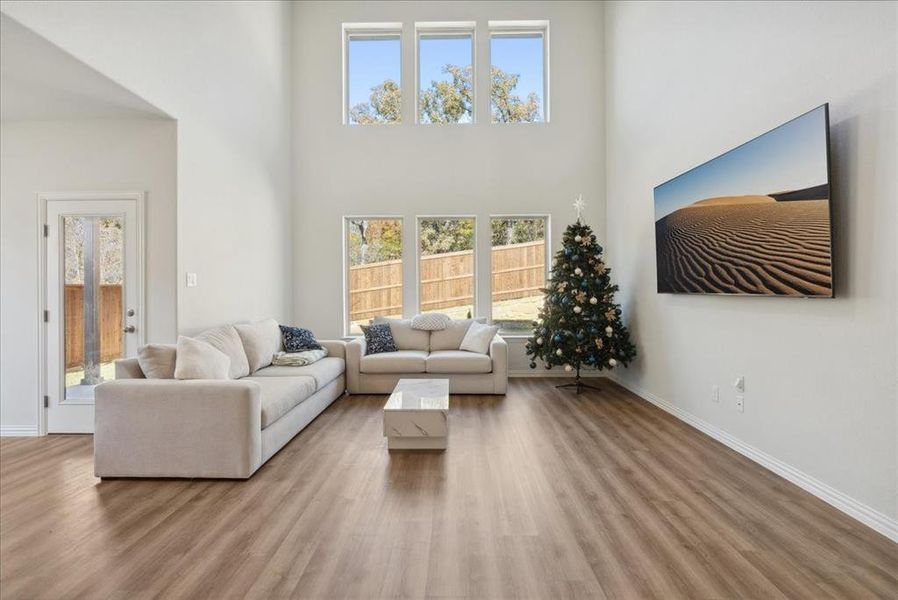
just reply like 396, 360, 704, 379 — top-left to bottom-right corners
555, 369, 601, 394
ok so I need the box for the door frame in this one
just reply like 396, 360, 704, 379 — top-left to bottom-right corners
37, 191, 146, 435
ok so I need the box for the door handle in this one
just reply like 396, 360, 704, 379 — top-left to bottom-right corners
124, 325, 136, 333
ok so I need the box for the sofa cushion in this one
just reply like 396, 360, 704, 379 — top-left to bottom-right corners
235, 318, 283, 373
137, 343, 176, 379
360, 323, 397, 354
360, 350, 427, 374
279, 325, 322, 352
196, 325, 250, 379
460, 321, 500, 355
373, 317, 429, 351
411, 313, 450, 331
174, 336, 231, 380
426, 350, 493, 374
243, 376, 317, 428
429, 317, 487, 351
251, 357, 345, 389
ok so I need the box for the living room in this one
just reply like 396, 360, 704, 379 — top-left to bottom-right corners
1, 1, 895, 598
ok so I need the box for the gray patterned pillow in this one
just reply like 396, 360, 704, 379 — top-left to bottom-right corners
360, 323, 397, 354
411, 313, 450, 331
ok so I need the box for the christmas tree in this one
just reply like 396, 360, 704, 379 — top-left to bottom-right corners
526, 198, 636, 393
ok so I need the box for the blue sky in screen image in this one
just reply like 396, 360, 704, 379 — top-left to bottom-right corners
654, 106, 828, 220
419, 36, 473, 122
348, 37, 400, 109
491, 35, 544, 119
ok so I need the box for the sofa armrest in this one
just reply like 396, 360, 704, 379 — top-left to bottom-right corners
94, 379, 262, 479
345, 337, 366, 394
490, 335, 508, 394
115, 357, 145, 379
318, 339, 346, 360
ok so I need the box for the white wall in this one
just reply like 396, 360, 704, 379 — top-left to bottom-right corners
605, 0, 897, 529
1, 0, 294, 333
292, 1, 605, 370
0, 118, 177, 434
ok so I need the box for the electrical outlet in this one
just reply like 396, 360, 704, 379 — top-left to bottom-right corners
711, 385, 720, 403
735, 394, 744, 412
186, 272, 198, 288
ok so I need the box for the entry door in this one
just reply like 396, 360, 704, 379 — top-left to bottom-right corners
46, 198, 142, 433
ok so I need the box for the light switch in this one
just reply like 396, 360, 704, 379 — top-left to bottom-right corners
186, 272, 198, 288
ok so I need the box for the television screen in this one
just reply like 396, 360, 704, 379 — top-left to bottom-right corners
654, 104, 833, 297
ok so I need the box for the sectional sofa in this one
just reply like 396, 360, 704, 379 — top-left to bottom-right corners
95, 319, 346, 479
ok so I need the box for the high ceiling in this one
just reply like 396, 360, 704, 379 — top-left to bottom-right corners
0, 13, 170, 121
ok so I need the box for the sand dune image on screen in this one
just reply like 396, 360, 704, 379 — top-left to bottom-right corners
654, 106, 832, 296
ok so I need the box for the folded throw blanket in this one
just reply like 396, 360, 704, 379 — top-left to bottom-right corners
271, 348, 328, 367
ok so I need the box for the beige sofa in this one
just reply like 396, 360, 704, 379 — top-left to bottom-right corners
94, 320, 346, 479
346, 318, 507, 394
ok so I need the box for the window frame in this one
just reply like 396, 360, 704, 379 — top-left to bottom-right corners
342, 22, 404, 126
488, 214, 551, 336
414, 21, 477, 125
343, 215, 405, 337
416, 215, 478, 317
487, 20, 550, 124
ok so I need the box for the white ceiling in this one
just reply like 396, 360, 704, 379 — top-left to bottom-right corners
0, 13, 170, 121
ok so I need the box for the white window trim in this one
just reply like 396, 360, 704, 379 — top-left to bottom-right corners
487, 20, 550, 124
488, 214, 551, 336
342, 23, 403, 125
416, 215, 478, 317
414, 21, 477, 125
343, 215, 405, 337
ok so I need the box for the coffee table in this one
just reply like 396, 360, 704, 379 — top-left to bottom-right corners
383, 378, 449, 450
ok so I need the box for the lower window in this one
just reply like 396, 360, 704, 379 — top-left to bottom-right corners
346, 218, 403, 334
418, 217, 476, 318
490, 217, 547, 334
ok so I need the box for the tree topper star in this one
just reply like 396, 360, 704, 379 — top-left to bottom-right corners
573, 194, 585, 222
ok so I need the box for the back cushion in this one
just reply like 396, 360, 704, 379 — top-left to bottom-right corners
137, 343, 177, 379
234, 318, 283, 373
373, 317, 430, 351
196, 325, 250, 379
429, 317, 487, 351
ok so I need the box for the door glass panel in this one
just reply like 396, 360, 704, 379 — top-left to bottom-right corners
63, 216, 124, 401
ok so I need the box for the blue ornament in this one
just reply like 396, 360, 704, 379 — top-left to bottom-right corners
572, 254, 580, 261
580, 280, 588, 289
553, 334, 563, 343
564, 248, 572, 257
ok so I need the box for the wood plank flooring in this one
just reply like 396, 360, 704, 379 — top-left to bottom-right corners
1, 378, 896, 599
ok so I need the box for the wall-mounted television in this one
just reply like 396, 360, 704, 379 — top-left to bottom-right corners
654, 104, 833, 297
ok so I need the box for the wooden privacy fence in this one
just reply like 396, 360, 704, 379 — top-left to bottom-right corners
349, 240, 545, 323
64, 284, 123, 369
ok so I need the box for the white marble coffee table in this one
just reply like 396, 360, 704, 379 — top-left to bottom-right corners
383, 379, 449, 450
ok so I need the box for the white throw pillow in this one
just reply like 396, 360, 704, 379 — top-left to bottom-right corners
137, 344, 177, 379
411, 313, 450, 331
234, 318, 282, 373
196, 325, 250, 379
174, 336, 231, 380
459, 321, 499, 355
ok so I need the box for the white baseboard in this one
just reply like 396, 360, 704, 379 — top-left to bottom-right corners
509, 370, 604, 378
0, 426, 40, 437
606, 373, 898, 544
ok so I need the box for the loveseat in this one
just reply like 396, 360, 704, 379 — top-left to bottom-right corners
346, 318, 507, 394
94, 319, 346, 479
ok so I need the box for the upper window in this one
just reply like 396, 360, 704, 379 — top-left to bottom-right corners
345, 217, 403, 335
490, 217, 548, 334
416, 23, 475, 124
344, 24, 402, 125
419, 217, 476, 317
489, 21, 548, 123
